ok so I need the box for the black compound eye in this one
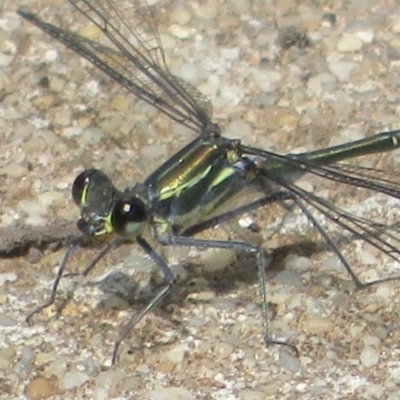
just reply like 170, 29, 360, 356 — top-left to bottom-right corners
72, 169, 101, 207
111, 197, 148, 236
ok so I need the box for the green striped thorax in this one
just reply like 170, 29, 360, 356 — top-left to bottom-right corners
71, 135, 260, 240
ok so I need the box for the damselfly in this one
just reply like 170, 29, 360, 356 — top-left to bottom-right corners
18, 1, 400, 364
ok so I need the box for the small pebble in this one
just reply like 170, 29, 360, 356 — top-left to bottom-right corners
95, 370, 124, 390
0, 313, 17, 326
284, 255, 312, 272
273, 270, 304, 287
0, 53, 13, 67
0, 348, 15, 370
337, 34, 363, 52
240, 390, 266, 400
25, 377, 59, 400
144, 387, 195, 400
329, 61, 358, 81
161, 344, 189, 364
4, 1, 400, 398
301, 316, 333, 334
279, 350, 303, 373
60, 371, 90, 390
249, 68, 282, 93
360, 346, 380, 367
0, 272, 17, 286
81, 127, 105, 144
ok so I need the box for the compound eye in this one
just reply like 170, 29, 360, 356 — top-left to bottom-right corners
72, 169, 100, 207
111, 197, 148, 236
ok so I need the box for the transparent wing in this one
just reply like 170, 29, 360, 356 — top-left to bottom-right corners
281, 179, 400, 286
18, 0, 214, 133
246, 145, 400, 285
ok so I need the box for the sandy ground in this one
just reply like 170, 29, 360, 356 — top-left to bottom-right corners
1, 0, 400, 399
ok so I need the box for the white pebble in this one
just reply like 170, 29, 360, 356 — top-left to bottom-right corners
169, 7, 191, 25
339, 129, 365, 142
0, 313, 17, 326
141, 143, 166, 161
227, 0, 251, 14
392, 17, 400, 34
0, 54, 13, 67
0, 12, 21, 31
44, 49, 59, 62
0, 273, 17, 286
93, 387, 108, 400
307, 73, 337, 97
201, 247, 236, 273
63, 126, 82, 138
249, 68, 282, 93
85, 80, 100, 96
221, 47, 240, 60
144, 387, 195, 400
95, 370, 124, 389
60, 371, 90, 390
169, 24, 195, 39
176, 63, 206, 85
279, 350, 303, 373
219, 85, 244, 105
16, 200, 46, 216
355, 29, 374, 43
302, 316, 333, 334
81, 127, 105, 144
226, 119, 253, 140
337, 34, 363, 52
38, 191, 64, 208
360, 346, 379, 367
329, 61, 358, 82
162, 344, 189, 364
54, 108, 72, 126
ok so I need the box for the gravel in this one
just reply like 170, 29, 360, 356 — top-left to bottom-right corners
1, 0, 400, 399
